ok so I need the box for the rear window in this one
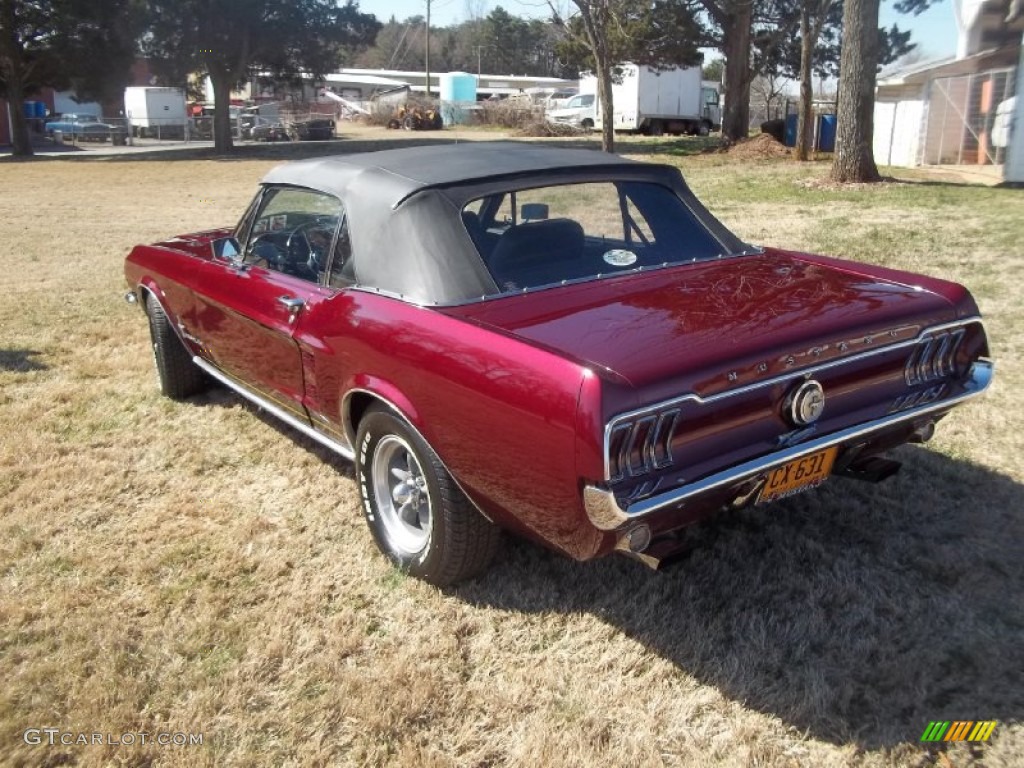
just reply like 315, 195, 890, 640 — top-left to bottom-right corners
461, 181, 723, 293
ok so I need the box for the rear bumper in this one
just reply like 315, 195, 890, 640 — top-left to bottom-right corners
583, 360, 994, 530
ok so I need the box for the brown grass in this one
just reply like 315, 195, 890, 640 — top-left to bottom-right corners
1, 142, 1021, 767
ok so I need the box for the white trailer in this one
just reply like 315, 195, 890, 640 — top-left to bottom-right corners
579, 64, 721, 135
124, 87, 187, 138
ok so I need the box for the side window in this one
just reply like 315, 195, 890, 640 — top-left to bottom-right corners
327, 218, 354, 288
244, 187, 342, 284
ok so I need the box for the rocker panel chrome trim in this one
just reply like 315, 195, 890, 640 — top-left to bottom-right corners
193, 356, 354, 461
587, 360, 993, 530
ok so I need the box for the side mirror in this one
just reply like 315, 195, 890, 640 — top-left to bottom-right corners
212, 236, 242, 261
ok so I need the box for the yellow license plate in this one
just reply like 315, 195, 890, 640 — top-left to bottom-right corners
758, 446, 838, 504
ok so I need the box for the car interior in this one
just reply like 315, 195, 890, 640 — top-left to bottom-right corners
464, 181, 723, 293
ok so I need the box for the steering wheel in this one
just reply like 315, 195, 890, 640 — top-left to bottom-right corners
286, 220, 333, 276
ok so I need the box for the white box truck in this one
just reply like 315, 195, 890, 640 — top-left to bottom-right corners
549, 64, 720, 135
124, 87, 187, 138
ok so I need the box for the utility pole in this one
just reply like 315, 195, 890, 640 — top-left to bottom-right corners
424, 0, 431, 97
474, 45, 483, 78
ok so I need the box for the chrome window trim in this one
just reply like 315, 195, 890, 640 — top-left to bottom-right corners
601, 316, 986, 481
585, 359, 994, 530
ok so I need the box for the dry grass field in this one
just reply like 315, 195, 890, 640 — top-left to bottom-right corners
1, 137, 1022, 768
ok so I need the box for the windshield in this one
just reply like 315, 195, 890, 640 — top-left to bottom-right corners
462, 180, 725, 294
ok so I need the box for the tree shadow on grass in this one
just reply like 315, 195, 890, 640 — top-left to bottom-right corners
457, 444, 1024, 750
0, 348, 47, 372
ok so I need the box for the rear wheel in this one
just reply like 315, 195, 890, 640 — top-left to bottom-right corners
356, 406, 500, 585
146, 294, 206, 400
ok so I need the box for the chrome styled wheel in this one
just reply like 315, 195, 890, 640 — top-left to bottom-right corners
356, 406, 502, 585
372, 435, 432, 555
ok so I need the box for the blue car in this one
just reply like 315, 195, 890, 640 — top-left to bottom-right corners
45, 114, 123, 142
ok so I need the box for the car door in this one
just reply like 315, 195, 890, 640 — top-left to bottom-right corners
191, 186, 344, 421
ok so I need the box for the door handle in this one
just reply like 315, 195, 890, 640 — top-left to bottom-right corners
277, 296, 305, 313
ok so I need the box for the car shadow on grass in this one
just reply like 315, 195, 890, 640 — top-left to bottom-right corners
0, 348, 47, 372
457, 444, 1024, 750
190, 385, 356, 478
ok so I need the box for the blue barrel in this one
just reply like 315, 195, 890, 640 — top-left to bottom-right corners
34, 101, 47, 118
784, 114, 798, 147
23, 101, 38, 118
817, 114, 837, 152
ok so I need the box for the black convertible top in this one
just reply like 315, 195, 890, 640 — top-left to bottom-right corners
259, 143, 745, 305
262, 143, 645, 207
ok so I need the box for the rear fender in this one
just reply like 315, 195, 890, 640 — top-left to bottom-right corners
341, 377, 423, 448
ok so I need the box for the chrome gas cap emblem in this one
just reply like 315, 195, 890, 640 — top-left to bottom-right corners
787, 379, 826, 426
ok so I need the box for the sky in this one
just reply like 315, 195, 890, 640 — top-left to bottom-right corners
355, 0, 962, 63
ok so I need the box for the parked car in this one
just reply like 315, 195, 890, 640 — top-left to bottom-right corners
288, 117, 334, 140
45, 113, 124, 142
242, 115, 290, 142
124, 144, 992, 585
546, 93, 596, 129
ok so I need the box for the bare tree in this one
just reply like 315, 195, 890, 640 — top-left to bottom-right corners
552, 0, 704, 153
750, 73, 788, 122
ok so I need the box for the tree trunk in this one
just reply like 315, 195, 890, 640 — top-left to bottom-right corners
596, 60, 615, 153
5, 79, 33, 156
0, 0, 32, 156
721, 6, 752, 142
830, 0, 881, 182
795, 9, 815, 161
576, 3, 614, 153
210, 70, 234, 153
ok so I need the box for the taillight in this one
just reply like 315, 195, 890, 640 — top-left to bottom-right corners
607, 409, 680, 482
905, 328, 965, 385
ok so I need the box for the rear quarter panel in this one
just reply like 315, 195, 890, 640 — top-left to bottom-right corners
294, 291, 603, 559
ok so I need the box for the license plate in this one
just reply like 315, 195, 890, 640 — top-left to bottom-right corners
758, 446, 838, 504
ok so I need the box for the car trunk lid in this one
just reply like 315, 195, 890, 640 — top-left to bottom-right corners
441, 249, 959, 395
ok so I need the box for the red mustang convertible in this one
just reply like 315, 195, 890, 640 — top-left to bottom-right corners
125, 144, 992, 584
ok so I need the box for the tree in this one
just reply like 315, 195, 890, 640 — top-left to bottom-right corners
702, 57, 724, 83
0, 0, 140, 156
793, 0, 838, 159
749, 73, 788, 122
553, 0, 705, 153
144, 0, 379, 153
830, 0, 881, 181
753, 0, 912, 161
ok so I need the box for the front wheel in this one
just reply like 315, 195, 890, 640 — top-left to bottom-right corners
146, 294, 206, 400
356, 407, 500, 585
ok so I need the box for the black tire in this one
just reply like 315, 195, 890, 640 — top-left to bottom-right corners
356, 406, 500, 585
580, 118, 594, 130
699, 120, 711, 137
146, 294, 206, 400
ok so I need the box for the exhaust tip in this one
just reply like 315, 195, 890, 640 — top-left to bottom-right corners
620, 524, 652, 554
910, 420, 935, 444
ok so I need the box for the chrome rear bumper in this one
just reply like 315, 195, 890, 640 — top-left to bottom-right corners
583, 360, 994, 531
